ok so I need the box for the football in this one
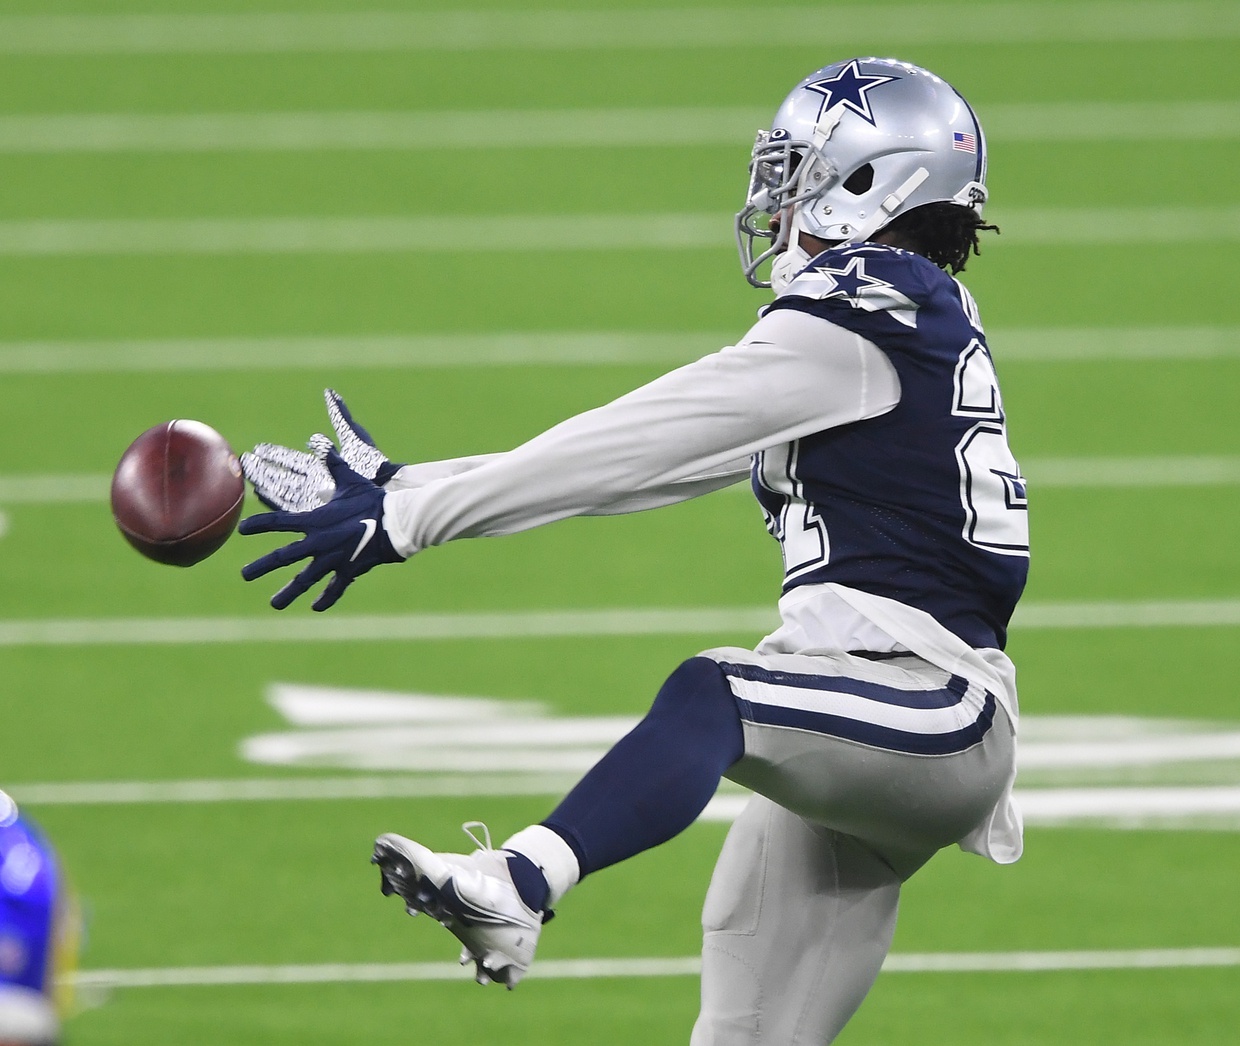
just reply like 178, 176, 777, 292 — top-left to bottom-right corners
111, 420, 246, 567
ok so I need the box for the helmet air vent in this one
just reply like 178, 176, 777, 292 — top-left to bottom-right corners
842, 163, 875, 195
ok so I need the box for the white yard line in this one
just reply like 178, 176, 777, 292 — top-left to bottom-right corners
0, 608, 779, 646
1013, 600, 1240, 628
17, 703, 1240, 806
882, 948, 1240, 973
1016, 787, 1240, 823
0, 332, 731, 374
0, 474, 111, 502
0, 327, 1235, 375
73, 957, 704, 989
0, 108, 770, 154
13, 779, 1240, 825
705, 788, 1240, 826
4, 456, 1239, 506
0, 207, 1237, 257
2, 3, 1235, 54
0, 101, 1234, 154
1025, 456, 1240, 487
1000, 326, 1240, 361
985, 100, 1240, 142
71, 947, 1240, 989
0, 213, 719, 256
9, 775, 586, 807
1, 599, 1240, 648
998, 206, 1240, 245
2, 600, 1240, 648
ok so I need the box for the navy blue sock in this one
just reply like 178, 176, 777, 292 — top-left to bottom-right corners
541, 657, 744, 878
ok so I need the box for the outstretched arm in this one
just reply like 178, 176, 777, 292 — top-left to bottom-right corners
386, 453, 751, 509
381, 309, 899, 557
240, 311, 899, 608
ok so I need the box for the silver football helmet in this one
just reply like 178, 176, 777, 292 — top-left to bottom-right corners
736, 57, 988, 288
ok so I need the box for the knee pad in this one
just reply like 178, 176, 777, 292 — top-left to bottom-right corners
649, 657, 744, 760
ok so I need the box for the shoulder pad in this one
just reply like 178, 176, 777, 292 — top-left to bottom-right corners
777, 243, 926, 329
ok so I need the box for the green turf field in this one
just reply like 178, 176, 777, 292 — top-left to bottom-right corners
2, 1, 1239, 1043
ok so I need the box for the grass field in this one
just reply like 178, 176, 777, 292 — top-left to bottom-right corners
2, 1, 1239, 1043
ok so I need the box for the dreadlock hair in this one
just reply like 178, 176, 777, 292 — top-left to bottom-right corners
878, 201, 999, 275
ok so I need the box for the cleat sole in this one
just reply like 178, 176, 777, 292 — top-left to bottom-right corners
372, 832, 538, 990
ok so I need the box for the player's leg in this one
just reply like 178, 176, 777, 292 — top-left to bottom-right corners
708, 646, 1017, 869
372, 655, 745, 985
539, 655, 744, 874
687, 646, 1016, 1042
691, 795, 907, 1046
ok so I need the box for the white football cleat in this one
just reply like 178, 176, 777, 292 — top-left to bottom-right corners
372, 822, 546, 989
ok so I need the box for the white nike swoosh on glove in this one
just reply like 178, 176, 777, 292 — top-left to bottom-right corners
350, 518, 377, 562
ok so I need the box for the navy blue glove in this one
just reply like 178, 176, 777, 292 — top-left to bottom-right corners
240, 449, 405, 611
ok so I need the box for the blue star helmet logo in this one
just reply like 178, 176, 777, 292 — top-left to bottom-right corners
803, 60, 900, 127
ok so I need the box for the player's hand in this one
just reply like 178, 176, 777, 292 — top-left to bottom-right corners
240, 441, 333, 512
239, 388, 404, 512
318, 387, 404, 484
239, 449, 406, 611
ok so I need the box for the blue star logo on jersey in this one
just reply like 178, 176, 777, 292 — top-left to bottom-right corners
803, 61, 900, 126
784, 251, 922, 328
809, 257, 891, 305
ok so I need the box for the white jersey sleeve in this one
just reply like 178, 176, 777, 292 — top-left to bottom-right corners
385, 456, 503, 490
382, 310, 901, 558
387, 453, 749, 513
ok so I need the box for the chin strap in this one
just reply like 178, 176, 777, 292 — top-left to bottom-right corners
769, 208, 817, 294
846, 166, 930, 244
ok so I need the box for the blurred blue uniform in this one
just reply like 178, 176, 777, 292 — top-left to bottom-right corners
0, 791, 76, 1046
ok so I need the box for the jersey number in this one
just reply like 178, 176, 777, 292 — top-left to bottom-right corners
754, 443, 830, 580
952, 340, 1030, 556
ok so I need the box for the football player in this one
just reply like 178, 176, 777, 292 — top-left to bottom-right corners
242, 58, 1028, 1043
0, 791, 77, 1046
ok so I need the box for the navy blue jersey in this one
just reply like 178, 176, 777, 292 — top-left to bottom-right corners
756, 242, 1029, 649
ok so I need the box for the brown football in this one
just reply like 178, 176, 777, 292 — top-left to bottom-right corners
111, 420, 245, 567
